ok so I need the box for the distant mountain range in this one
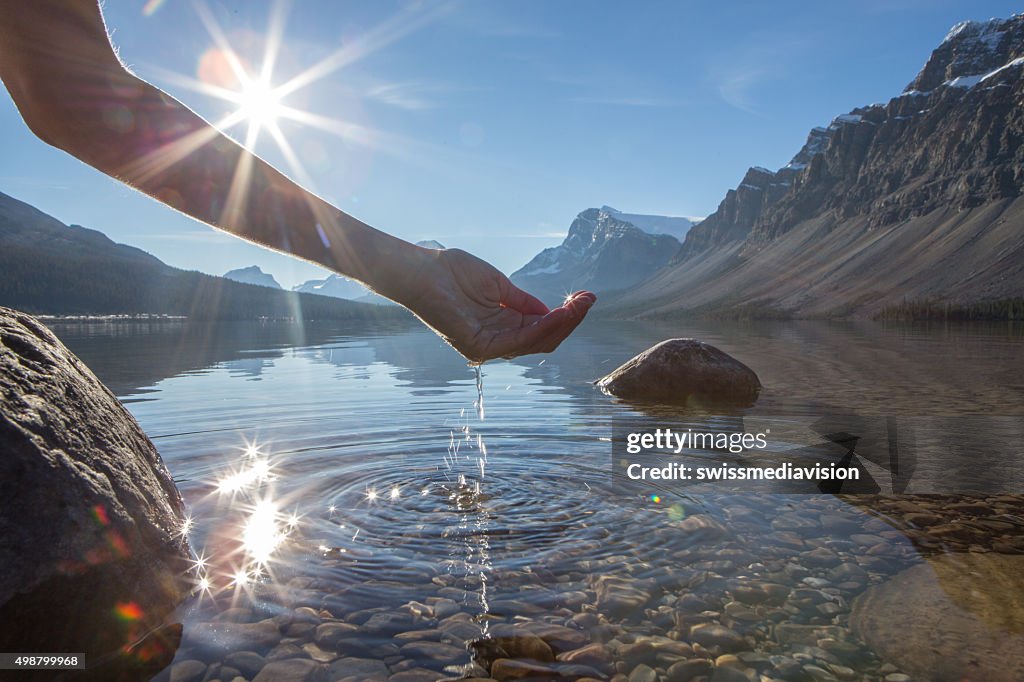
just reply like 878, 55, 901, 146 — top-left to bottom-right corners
0, 191, 407, 321
510, 207, 687, 306
591, 13, 1024, 318
223, 265, 282, 290
291, 240, 446, 304
293, 273, 370, 300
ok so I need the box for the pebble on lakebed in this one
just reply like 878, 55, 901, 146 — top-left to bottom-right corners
595, 339, 761, 406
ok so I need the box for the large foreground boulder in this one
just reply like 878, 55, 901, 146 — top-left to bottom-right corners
851, 552, 1024, 682
0, 307, 189, 676
595, 338, 761, 406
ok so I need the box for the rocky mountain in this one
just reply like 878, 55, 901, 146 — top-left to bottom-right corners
293, 240, 446, 304
223, 265, 282, 289
0, 191, 407, 321
511, 208, 683, 306
606, 13, 1024, 319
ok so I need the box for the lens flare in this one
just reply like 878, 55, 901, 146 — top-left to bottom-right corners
243, 499, 284, 565
216, 458, 272, 494
231, 569, 250, 587
114, 602, 144, 622
189, 552, 208, 572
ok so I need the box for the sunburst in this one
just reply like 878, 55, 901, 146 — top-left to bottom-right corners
148, 0, 451, 164
131, 0, 458, 263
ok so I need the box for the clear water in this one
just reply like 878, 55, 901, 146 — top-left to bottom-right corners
49, 318, 1024, 681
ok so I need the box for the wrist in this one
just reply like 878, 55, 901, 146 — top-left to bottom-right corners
381, 242, 445, 308
339, 228, 442, 307
311, 204, 446, 308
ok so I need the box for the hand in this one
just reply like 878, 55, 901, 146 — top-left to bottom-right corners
400, 248, 596, 363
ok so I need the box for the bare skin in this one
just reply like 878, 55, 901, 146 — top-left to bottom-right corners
0, 0, 595, 363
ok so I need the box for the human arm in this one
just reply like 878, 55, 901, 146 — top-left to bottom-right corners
0, 0, 595, 362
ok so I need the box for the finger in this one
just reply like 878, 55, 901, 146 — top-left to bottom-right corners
487, 291, 595, 359
562, 290, 597, 308
500, 281, 550, 316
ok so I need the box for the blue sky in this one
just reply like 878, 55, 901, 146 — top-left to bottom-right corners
1, 0, 1020, 288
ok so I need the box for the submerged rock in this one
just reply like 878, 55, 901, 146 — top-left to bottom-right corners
0, 307, 189, 667
851, 552, 1024, 682
595, 339, 761, 405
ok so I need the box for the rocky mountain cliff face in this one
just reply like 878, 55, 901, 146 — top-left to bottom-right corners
511, 208, 682, 306
608, 13, 1024, 318
676, 165, 797, 260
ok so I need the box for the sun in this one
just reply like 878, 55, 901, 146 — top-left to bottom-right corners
136, 0, 451, 196
235, 74, 284, 140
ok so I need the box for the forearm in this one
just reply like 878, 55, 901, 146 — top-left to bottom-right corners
30, 69, 429, 301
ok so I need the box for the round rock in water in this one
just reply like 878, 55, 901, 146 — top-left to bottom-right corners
851, 552, 1024, 682
0, 307, 189, 669
595, 338, 761, 405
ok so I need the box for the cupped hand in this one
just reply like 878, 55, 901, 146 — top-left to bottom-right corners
400, 248, 596, 363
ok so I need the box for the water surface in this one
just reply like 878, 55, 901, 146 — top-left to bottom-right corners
50, 318, 1024, 681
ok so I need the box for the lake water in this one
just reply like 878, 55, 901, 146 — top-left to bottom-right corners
50, 318, 1024, 682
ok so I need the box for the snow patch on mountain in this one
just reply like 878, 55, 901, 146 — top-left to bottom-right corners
948, 54, 1024, 89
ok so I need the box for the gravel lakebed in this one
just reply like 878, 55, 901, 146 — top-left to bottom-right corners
150, 492, 1024, 682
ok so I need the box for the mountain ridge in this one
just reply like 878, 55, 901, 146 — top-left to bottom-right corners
0, 191, 408, 321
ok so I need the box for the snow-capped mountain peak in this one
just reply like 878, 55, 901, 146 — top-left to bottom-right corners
597, 205, 696, 241
510, 207, 686, 306
416, 240, 446, 250
906, 13, 1024, 93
